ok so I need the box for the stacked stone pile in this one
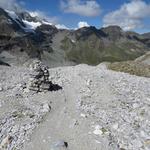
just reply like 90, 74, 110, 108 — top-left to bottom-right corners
28, 60, 53, 92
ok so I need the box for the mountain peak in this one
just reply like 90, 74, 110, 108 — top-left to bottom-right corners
101, 25, 124, 40
102, 25, 122, 31
0, 7, 150, 66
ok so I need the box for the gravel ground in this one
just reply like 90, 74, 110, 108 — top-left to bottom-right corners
0, 63, 150, 150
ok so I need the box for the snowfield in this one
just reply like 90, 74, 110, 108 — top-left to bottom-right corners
5, 9, 69, 31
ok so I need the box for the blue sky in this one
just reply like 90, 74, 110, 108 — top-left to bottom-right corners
18, 0, 132, 27
0, 0, 150, 33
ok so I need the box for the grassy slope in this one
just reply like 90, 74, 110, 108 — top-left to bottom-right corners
61, 34, 145, 65
108, 61, 150, 77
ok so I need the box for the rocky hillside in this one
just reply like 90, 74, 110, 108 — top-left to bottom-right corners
0, 8, 150, 66
0, 62, 150, 150
60, 26, 150, 65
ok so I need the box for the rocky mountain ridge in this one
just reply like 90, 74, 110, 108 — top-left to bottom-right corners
0, 7, 150, 66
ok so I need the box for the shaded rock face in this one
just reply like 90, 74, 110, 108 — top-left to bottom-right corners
35, 24, 58, 52
36, 24, 58, 35
28, 60, 62, 92
101, 25, 123, 40
0, 8, 24, 36
0, 59, 10, 66
0, 33, 42, 60
17, 11, 40, 23
74, 26, 107, 40
0, 8, 55, 64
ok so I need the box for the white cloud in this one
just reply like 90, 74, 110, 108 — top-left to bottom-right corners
29, 11, 70, 29
29, 11, 58, 24
22, 20, 42, 30
0, 0, 59, 25
61, 0, 101, 17
103, 0, 150, 31
78, 21, 90, 28
55, 24, 69, 29
0, 0, 23, 12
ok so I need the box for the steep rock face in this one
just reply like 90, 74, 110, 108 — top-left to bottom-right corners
0, 8, 25, 36
36, 24, 58, 35
74, 26, 107, 40
101, 25, 124, 40
0, 8, 56, 64
35, 24, 58, 52
17, 11, 40, 23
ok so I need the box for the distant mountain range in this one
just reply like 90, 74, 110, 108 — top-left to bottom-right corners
0, 7, 150, 66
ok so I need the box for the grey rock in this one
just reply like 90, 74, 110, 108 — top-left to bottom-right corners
51, 140, 68, 150
0, 87, 3, 92
0, 135, 13, 149
41, 103, 51, 113
40, 82, 50, 90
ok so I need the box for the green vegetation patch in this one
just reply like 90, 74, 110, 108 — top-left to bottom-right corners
108, 61, 150, 77
61, 36, 144, 65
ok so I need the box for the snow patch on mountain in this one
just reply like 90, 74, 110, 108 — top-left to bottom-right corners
78, 21, 90, 28
22, 20, 41, 30
6, 9, 34, 32
6, 10, 19, 20
55, 24, 69, 30
5, 9, 70, 31
42, 21, 52, 26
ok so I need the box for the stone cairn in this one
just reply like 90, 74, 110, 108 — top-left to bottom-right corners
28, 60, 53, 92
